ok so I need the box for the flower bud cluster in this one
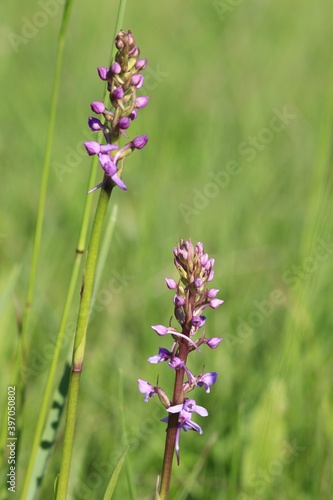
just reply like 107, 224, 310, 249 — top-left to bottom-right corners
138, 240, 223, 462
84, 30, 149, 192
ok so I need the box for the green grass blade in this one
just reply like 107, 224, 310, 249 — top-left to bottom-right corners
103, 446, 129, 500
26, 360, 71, 500
10, 0, 75, 474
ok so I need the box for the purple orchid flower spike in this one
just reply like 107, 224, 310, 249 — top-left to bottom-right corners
84, 30, 149, 194
138, 240, 223, 494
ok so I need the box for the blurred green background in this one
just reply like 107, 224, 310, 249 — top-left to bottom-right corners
1, 0, 333, 498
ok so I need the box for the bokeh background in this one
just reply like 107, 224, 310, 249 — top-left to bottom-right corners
1, 0, 333, 498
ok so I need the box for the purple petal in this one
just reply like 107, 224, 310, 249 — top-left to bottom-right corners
183, 399, 208, 417
182, 420, 203, 434
148, 347, 172, 364
207, 270, 214, 282
100, 144, 118, 154
209, 299, 224, 309
206, 288, 220, 298
194, 404, 208, 417
197, 372, 218, 393
98, 154, 117, 176
137, 379, 156, 402
168, 357, 183, 370
191, 315, 206, 328
84, 141, 101, 155
167, 404, 183, 414
111, 173, 127, 191
151, 325, 168, 336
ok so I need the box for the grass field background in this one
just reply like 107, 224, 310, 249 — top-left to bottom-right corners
1, 0, 333, 498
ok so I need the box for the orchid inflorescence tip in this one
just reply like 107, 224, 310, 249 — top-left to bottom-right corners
84, 30, 149, 193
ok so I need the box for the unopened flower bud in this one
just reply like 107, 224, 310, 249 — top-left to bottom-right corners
97, 66, 109, 80
193, 278, 203, 289
131, 73, 144, 89
135, 59, 148, 71
209, 299, 224, 309
201, 253, 209, 266
88, 117, 103, 131
135, 96, 149, 109
133, 135, 148, 149
206, 337, 223, 349
173, 295, 185, 307
118, 116, 131, 130
112, 87, 124, 100
165, 278, 177, 289
91, 101, 105, 114
110, 62, 121, 74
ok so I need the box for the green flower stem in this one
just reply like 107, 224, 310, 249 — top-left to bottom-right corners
56, 179, 114, 499
20, 156, 98, 500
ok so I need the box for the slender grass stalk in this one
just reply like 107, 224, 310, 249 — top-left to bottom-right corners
118, 370, 136, 500
257, 61, 333, 466
55, 178, 114, 499
103, 446, 130, 500
17, 0, 74, 389
0, 0, 74, 482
